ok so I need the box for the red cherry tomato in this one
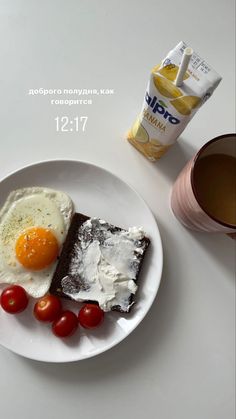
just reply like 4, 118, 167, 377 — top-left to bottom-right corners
78, 304, 104, 329
0, 285, 29, 314
34, 295, 62, 322
52, 310, 78, 338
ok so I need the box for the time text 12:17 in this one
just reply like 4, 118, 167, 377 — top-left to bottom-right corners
55, 116, 88, 132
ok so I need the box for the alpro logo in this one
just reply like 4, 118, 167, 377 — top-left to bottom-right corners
145, 92, 180, 124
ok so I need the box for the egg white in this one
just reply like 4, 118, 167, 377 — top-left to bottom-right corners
0, 187, 74, 297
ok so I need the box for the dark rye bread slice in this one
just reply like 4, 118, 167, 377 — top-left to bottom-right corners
50, 212, 150, 312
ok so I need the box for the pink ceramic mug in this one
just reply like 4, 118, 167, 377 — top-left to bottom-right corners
171, 134, 236, 235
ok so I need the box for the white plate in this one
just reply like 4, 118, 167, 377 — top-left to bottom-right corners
0, 160, 163, 362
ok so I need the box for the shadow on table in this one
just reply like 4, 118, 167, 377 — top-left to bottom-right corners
151, 136, 196, 182
186, 228, 236, 278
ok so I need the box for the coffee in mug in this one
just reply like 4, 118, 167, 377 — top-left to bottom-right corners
171, 134, 236, 234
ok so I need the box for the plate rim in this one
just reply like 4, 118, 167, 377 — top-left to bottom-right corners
0, 159, 163, 362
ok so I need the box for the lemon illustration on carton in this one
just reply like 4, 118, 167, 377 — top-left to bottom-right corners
153, 74, 182, 99
149, 139, 171, 159
170, 95, 201, 115
130, 118, 149, 143
158, 64, 189, 82
151, 64, 161, 73
128, 135, 171, 161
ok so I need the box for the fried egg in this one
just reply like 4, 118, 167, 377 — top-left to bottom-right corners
0, 187, 74, 297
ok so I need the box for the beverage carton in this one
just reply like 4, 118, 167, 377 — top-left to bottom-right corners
127, 41, 222, 161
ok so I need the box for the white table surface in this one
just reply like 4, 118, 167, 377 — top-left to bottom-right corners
0, 1, 235, 418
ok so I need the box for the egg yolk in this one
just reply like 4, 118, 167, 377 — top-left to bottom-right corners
15, 227, 59, 270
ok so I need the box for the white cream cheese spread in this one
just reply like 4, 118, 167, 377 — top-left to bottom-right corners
61, 218, 148, 312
